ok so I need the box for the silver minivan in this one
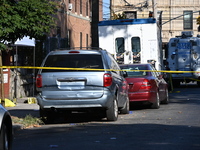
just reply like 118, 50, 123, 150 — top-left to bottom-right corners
36, 48, 129, 122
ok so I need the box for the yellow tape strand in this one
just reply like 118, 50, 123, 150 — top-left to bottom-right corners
1, 65, 200, 74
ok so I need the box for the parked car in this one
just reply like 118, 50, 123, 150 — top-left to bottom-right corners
36, 48, 129, 122
120, 63, 169, 109
0, 104, 13, 150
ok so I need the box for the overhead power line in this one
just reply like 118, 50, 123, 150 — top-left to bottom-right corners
122, 0, 149, 11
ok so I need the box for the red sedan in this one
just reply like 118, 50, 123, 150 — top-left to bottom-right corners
120, 63, 169, 109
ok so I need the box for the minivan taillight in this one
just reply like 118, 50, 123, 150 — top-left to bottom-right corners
69, 51, 80, 53
36, 74, 42, 88
139, 79, 151, 90
103, 73, 112, 87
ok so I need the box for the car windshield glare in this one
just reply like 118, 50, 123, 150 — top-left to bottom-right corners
121, 65, 147, 77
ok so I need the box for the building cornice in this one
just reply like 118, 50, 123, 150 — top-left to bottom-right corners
66, 11, 91, 22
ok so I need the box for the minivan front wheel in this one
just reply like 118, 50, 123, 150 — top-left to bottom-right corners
106, 98, 118, 121
0, 124, 9, 150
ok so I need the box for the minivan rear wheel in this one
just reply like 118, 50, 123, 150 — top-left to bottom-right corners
106, 97, 118, 121
120, 97, 130, 114
40, 108, 55, 124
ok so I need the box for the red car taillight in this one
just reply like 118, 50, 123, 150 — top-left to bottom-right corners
104, 73, 112, 87
139, 79, 151, 90
36, 74, 42, 88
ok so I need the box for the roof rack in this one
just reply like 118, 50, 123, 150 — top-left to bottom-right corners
55, 47, 104, 51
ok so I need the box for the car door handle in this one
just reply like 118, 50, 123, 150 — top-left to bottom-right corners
129, 83, 134, 85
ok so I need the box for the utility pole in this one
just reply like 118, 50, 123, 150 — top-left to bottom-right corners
152, 0, 157, 20
110, 0, 112, 20
0, 51, 5, 107
91, 0, 99, 47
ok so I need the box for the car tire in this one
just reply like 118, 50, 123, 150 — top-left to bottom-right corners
161, 88, 169, 104
40, 108, 55, 124
120, 97, 130, 114
0, 123, 9, 150
106, 97, 118, 121
39, 107, 46, 119
151, 92, 160, 109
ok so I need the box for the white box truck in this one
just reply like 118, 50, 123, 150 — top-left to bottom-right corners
98, 18, 163, 70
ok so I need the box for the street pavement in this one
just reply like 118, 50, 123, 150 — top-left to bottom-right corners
9, 84, 200, 150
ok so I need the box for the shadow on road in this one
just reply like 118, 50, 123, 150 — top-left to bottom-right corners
12, 122, 200, 150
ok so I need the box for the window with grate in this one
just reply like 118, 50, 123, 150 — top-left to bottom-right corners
183, 11, 193, 30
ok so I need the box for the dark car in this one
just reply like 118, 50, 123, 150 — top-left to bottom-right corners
0, 104, 13, 150
120, 63, 169, 109
36, 48, 129, 122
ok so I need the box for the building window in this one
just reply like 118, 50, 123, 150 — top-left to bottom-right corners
86, 1, 88, 16
75, 0, 77, 12
86, 34, 88, 47
57, 26, 61, 37
124, 11, 137, 19
80, 0, 82, 14
80, 32, 82, 48
68, 29, 71, 47
183, 11, 193, 30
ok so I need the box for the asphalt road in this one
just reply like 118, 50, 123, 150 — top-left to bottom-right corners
8, 83, 200, 150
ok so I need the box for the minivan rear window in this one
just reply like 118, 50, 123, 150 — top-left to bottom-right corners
42, 54, 104, 72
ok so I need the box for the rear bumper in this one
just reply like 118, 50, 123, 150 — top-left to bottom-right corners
171, 73, 198, 80
128, 91, 156, 103
36, 91, 114, 110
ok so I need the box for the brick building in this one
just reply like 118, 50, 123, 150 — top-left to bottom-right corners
110, 0, 200, 44
47, 0, 103, 51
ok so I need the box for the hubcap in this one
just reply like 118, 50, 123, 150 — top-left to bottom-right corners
114, 100, 118, 117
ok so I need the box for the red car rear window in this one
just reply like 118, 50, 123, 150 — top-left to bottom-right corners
121, 65, 148, 77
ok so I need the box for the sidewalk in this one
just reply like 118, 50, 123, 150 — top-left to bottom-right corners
5, 97, 40, 131
6, 97, 39, 118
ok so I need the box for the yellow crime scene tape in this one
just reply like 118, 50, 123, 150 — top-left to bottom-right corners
2, 65, 200, 84
0, 65, 199, 105
1, 65, 200, 74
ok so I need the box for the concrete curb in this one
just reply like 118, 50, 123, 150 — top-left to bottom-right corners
13, 124, 23, 134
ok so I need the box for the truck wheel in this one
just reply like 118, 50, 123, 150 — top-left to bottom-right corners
151, 92, 160, 109
106, 97, 118, 121
120, 97, 130, 114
